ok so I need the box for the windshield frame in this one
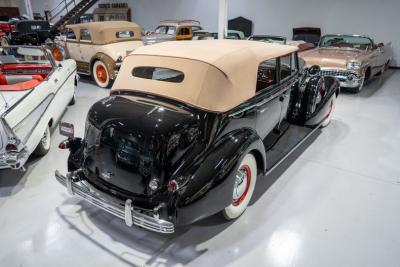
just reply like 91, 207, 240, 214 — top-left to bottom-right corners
0, 45, 56, 67
318, 34, 374, 50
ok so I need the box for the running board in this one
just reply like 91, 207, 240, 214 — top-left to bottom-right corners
263, 122, 322, 176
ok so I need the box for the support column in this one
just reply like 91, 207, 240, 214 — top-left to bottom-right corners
19, 0, 34, 20
218, 0, 228, 40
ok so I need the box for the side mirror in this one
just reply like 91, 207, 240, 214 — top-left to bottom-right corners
308, 65, 321, 75
58, 63, 62, 68
378, 43, 384, 48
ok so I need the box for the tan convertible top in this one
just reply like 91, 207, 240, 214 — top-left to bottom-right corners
66, 21, 142, 44
112, 40, 298, 112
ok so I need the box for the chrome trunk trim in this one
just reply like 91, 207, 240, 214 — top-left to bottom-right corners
55, 170, 175, 234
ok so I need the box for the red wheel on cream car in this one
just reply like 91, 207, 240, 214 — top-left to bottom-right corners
93, 60, 111, 88
223, 153, 257, 220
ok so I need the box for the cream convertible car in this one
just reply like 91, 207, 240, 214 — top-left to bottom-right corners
0, 46, 77, 170
54, 21, 143, 88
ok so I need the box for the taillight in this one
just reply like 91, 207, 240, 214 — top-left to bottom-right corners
6, 143, 17, 151
167, 180, 179, 192
58, 140, 70, 149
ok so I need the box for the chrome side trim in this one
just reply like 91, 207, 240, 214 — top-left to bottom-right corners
55, 170, 175, 234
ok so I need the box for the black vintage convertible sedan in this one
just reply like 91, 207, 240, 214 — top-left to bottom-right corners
0, 20, 57, 47
55, 40, 339, 233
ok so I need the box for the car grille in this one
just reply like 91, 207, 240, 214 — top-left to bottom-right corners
320, 70, 355, 77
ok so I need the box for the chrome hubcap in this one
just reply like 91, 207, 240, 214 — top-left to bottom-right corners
232, 165, 251, 206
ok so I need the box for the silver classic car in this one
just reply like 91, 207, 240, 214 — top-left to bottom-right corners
142, 20, 203, 45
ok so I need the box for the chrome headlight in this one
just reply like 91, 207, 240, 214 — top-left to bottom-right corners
347, 61, 362, 70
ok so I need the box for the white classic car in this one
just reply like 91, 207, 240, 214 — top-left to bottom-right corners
0, 46, 77, 170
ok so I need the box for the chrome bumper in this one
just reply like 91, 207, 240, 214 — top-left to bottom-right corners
0, 149, 28, 170
55, 170, 175, 234
320, 69, 363, 88
338, 77, 363, 88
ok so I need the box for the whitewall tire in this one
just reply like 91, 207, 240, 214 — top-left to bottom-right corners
321, 94, 337, 128
34, 125, 51, 156
92, 60, 111, 88
223, 153, 257, 220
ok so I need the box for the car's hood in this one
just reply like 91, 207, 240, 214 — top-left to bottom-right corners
300, 47, 364, 68
0, 90, 31, 115
142, 34, 175, 45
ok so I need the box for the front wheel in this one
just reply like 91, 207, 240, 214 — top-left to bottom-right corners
348, 75, 365, 94
92, 60, 111, 88
321, 94, 337, 128
223, 153, 257, 220
33, 125, 51, 156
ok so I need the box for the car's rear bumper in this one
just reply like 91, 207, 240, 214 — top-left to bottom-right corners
0, 150, 28, 170
55, 170, 175, 234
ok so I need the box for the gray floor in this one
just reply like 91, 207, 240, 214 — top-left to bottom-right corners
1, 71, 400, 267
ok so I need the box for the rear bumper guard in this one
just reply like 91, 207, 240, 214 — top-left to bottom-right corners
55, 170, 175, 234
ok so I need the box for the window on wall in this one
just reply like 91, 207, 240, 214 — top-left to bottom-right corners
80, 29, 91, 41
256, 58, 277, 92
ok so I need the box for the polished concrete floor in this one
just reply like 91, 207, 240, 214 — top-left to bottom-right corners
1, 70, 400, 267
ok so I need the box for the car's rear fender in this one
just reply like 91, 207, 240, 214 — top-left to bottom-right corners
175, 128, 266, 226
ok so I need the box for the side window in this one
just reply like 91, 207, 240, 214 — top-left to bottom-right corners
280, 53, 297, 81
257, 58, 277, 92
116, 31, 134, 38
178, 27, 190, 36
80, 29, 91, 41
64, 28, 76, 40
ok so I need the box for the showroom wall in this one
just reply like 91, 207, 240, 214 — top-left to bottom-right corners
30, 0, 399, 66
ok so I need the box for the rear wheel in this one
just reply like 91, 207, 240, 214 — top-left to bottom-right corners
92, 60, 111, 88
69, 93, 76, 106
348, 69, 367, 94
384, 61, 390, 71
223, 153, 257, 220
33, 125, 51, 156
68, 82, 77, 106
